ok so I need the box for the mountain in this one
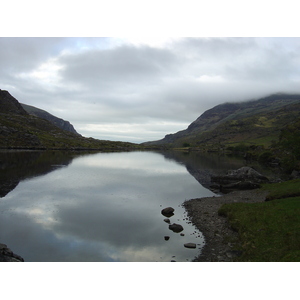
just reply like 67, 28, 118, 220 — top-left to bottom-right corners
0, 89, 28, 115
144, 93, 300, 149
21, 103, 80, 135
0, 89, 137, 150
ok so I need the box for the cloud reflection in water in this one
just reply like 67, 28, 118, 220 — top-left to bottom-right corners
0, 151, 215, 261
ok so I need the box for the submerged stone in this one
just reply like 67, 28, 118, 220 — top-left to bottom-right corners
161, 207, 175, 217
184, 243, 197, 249
169, 223, 184, 233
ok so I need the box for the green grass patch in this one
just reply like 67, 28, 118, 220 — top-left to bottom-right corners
219, 196, 300, 261
218, 179, 300, 261
262, 179, 300, 201
247, 135, 278, 147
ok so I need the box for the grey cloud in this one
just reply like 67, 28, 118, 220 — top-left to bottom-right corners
1, 37, 300, 142
172, 37, 300, 82
0, 37, 68, 73
59, 45, 178, 88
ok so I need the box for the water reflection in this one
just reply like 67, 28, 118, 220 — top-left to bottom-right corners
0, 150, 82, 197
1, 151, 217, 262
159, 150, 278, 192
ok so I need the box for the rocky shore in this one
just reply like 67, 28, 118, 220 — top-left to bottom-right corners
183, 189, 269, 262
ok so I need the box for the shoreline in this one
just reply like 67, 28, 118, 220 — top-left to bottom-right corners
183, 189, 269, 262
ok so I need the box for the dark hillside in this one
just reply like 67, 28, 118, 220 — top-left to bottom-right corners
21, 103, 80, 135
0, 89, 28, 115
0, 89, 137, 150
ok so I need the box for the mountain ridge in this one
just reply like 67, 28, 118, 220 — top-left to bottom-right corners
144, 93, 300, 148
21, 103, 80, 136
0, 89, 137, 150
0, 89, 28, 115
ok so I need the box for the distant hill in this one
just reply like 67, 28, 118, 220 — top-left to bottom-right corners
21, 103, 80, 135
144, 93, 300, 150
0, 89, 137, 150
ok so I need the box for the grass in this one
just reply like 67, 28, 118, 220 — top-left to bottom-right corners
218, 180, 300, 261
262, 179, 300, 201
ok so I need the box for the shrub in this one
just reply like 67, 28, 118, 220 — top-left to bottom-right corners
182, 142, 191, 147
258, 151, 275, 165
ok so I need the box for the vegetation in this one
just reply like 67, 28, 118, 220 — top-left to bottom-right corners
182, 142, 191, 147
262, 179, 300, 201
0, 111, 139, 150
0, 89, 140, 151
21, 103, 80, 135
218, 179, 300, 261
279, 117, 300, 153
184, 103, 300, 150
145, 94, 300, 148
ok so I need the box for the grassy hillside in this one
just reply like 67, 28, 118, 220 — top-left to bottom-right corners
0, 111, 137, 150
190, 102, 300, 149
145, 94, 300, 150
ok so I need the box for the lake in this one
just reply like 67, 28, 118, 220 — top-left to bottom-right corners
0, 150, 265, 262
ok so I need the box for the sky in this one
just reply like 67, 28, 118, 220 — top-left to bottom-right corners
1, 3, 300, 144
2, 37, 300, 143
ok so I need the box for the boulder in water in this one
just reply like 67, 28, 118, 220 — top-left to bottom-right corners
161, 207, 175, 217
169, 223, 184, 233
184, 243, 197, 249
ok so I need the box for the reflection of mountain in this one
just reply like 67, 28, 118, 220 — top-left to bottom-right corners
0, 151, 82, 197
158, 150, 273, 193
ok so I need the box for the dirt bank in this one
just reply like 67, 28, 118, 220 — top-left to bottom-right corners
183, 189, 269, 262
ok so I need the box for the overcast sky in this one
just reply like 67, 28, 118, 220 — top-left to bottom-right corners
2, 36, 300, 143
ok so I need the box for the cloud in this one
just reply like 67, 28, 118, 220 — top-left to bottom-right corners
59, 44, 178, 88
1, 37, 300, 142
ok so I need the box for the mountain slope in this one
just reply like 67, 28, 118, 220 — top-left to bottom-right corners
21, 103, 80, 135
0, 89, 28, 115
0, 89, 136, 150
145, 93, 300, 148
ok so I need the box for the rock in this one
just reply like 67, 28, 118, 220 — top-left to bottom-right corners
184, 243, 197, 249
161, 207, 175, 217
219, 181, 261, 192
291, 170, 300, 179
0, 243, 24, 262
211, 167, 269, 193
180, 233, 185, 236
0, 243, 7, 250
164, 236, 170, 241
169, 223, 184, 233
212, 167, 269, 183
164, 218, 171, 224
228, 167, 266, 178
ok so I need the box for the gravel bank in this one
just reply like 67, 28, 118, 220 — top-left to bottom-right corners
183, 189, 269, 262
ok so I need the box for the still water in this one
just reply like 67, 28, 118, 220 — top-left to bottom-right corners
0, 150, 255, 262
